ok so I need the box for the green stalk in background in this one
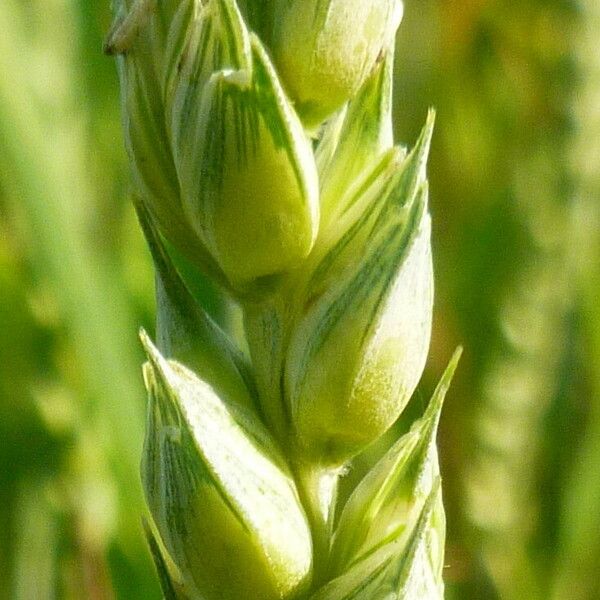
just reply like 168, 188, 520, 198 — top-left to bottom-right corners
0, 1, 158, 597
553, 2, 600, 598
460, 5, 579, 595
408, 1, 582, 597
107, 0, 460, 597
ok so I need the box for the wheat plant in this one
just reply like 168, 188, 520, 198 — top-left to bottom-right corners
106, 1, 460, 598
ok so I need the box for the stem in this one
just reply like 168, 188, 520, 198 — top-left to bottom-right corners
294, 462, 341, 588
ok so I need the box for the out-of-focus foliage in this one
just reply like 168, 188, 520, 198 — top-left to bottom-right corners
0, 0, 598, 598
392, 1, 599, 599
0, 0, 156, 597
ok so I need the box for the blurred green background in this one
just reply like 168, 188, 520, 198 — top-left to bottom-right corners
1, 0, 598, 598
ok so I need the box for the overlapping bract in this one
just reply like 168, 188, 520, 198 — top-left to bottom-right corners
112, 0, 319, 291
285, 115, 435, 464
108, 0, 223, 280
140, 333, 313, 600
270, 0, 403, 129
167, 1, 319, 289
310, 486, 444, 600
